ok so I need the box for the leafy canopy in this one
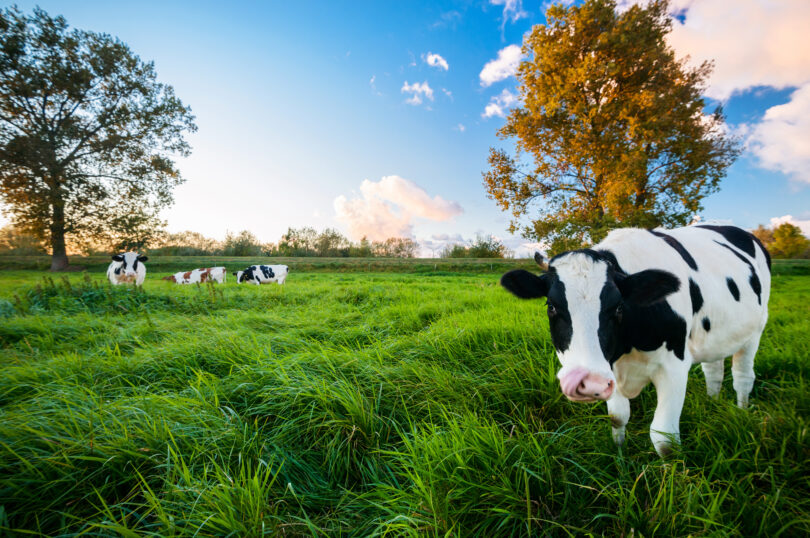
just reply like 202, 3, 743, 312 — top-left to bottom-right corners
0, 7, 196, 268
483, 0, 739, 254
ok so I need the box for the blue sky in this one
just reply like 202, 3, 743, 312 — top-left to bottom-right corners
4, 0, 810, 254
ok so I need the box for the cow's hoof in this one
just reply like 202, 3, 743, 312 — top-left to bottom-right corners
612, 426, 626, 446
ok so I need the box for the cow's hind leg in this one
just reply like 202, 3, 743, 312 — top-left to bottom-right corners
732, 334, 760, 408
701, 360, 724, 398
607, 393, 631, 446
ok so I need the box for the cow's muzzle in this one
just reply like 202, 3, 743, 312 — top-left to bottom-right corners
560, 367, 614, 402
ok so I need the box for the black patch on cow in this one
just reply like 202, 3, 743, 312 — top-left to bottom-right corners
689, 278, 703, 314
649, 230, 698, 271
114, 266, 122, 275
598, 275, 687, 364
714, 241, 762, 304
594, 249, 626, 275
697, 225, 757, 257
259, 265, 275, 279
726, 277, 740, 301
702, 317, 711, 332
239, 267, 255, 283
545, 275, 572, 353
751, 234, 772, 271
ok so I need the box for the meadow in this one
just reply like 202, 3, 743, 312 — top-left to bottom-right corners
0, 260, 808, 536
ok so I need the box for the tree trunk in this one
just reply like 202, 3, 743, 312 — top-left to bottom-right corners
49, 201, 69, 271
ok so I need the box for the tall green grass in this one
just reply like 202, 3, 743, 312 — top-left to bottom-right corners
0, 271, 808, 535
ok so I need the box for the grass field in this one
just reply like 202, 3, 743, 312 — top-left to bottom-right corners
0, 262, 809, 536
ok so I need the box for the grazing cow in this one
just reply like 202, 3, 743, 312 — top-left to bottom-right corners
107, 252, 148, 286
233, 264, 289, 285
500, 225, 771, 456
162, 267, 226, 284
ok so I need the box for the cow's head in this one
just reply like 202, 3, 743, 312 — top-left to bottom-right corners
162, 275, 177, 282
501, 250, 680, 402
112, 252, 148, 279
233, 270, 245, 283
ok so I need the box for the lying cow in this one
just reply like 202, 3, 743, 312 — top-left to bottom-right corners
501, 225, 770, 456
107, 252, 148, 286
163, 267, 226, 284
233, 264, 289, 285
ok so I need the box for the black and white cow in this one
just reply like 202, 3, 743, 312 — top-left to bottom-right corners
501, 225, 771, 456
233, 264, 289, 285
107, 252, 148, 286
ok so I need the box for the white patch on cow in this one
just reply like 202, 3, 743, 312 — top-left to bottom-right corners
551, 254, 615, 384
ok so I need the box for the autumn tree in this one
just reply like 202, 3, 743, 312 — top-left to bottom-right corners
0, 7, 196, 270
483, 0, 739, 253
770, 223, 810, 259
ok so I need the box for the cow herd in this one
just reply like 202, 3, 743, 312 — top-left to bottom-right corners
107, 256, 289, 287
105, 224, 772, 456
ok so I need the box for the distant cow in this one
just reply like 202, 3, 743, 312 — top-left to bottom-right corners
500, 225, 771, 456
233, 265, 289, 285
107, 252, 148, 286
163, 267, 226, 284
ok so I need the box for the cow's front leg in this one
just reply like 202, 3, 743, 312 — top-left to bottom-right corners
607, 393, 631, 446
650, 359, 690, 457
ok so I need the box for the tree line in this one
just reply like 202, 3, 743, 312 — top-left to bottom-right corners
0, 224, 514, 259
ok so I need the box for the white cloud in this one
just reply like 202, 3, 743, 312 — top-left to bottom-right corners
747, 83, 810, 184
482, 88, 519, 118
334, 176, 463, 241
442, 88, 453, 99
424, 52, 449, 71
619, 0, 810, 100
770, 215, 810, 236
401, 81, 434, 105
491, 0, 528, 29
480, 44, 523, 87
455, 123, 466, 132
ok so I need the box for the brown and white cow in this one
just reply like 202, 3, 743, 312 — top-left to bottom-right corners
162, 267, 226, 284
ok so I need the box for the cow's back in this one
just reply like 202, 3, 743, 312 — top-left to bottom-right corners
597, 225, 770, 363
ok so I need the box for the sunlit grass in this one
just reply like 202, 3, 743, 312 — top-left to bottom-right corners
0, 269, 808, 535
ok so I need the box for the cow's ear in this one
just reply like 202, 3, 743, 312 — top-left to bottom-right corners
501, 270, 550, 299
616, 269, 680, 307
137, 255, 148, 262
232, 272, 237, 276
112, 254, 124, 261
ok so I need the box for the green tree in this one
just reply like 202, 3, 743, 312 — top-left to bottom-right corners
222, 230, 263, 257
483, 0, 739, 254
0, 7, 196, 270
770, 223, 810, 259
153, 230, 223, 256
373, 237, 418, 258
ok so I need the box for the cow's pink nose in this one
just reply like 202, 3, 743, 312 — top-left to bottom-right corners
560, 368, 614, 401
577, 374, 614, 400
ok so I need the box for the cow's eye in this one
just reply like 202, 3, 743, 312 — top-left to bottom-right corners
615, 304, 623, 322
547, 303, 557, 317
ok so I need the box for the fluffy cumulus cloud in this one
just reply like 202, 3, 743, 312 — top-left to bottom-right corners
480, 44, 523, 87
334, 176, 463, 241
482, 89, 519, 118
401, 81, 434, 105
747, 84, 810, 184
770, 215, 810, 236
660, 0, 810, 101
424, 52, 449, 71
